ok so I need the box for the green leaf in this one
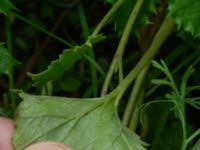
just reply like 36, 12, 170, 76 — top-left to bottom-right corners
168, 0, 200, 37
0, 44, 19, 76
151, 79, 171, 86
0, 0, 17, 15
87, 34, 106, 45
28, 44, 89, 86
156, 122, 182, 150
13, 93, 147, 150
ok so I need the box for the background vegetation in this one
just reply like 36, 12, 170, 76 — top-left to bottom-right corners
0, 0, 200, 149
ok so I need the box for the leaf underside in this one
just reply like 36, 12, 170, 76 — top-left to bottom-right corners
169, 0, 200, 37
28, 44, 89, 86
13, 93, 146, 150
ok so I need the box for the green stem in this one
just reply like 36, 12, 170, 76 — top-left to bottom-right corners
129, 87, 145, 131
113, 16, 175, 97
185, 128, 200, 148
79, 4, 98, 96
91, 0, 124, 36
12, 12, 74, 48
122, 65, 149, 126
178, 106, 187, 150
5, 15, 12, 53
101, 0, 144, 96
5, 14, 16, 115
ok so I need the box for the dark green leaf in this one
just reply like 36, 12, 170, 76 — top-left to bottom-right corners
0, 0, 17, 15
13, 93, 146, 150
28, 44, 89, 86
151, 79, 171, 86
156, 122, 182, 150
0, 45, 19, 76
169, 0, 200, 37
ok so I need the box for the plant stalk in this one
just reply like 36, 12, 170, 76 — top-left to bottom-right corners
101, 0, 144, 96
91, 0, 124, 36
113, 16, 175, 97
5, 14, 16, 115
122, 65, 150, 126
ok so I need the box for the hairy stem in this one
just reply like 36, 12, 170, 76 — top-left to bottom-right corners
101, 0, 144, 96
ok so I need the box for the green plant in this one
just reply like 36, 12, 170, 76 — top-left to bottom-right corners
0, 0, 200, 149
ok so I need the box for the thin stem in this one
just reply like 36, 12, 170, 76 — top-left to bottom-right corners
84, 55, 106, 77
122, 65, 149, 126
129, 87, 145, 131
113, 16, 175, 96
178, 107, 187, 150
185, 128, 200, 148
5, 14, 16, 115
12, 12, 74, 48
101, 0, 144, 96
91, 0, 124, 36
79, 4, 98, 96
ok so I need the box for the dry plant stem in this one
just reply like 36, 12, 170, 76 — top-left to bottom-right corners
101, 0, 144, 96
122, 65, 150, 126
91, 0, 124, 36
112, 16, 175, 100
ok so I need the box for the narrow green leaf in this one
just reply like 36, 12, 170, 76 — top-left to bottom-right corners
0, 0, 17, 15
151, 79, 171, 86
0, 45, 19, 76
28, 44, 89, 86
13, 93, 147, 150
169, 0, 200, 37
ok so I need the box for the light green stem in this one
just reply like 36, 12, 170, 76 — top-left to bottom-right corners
92, 0, 124, 36
122, 65, 149, 126
79, 4, 98, 96
129, 87, 145, 131
185, 128, 200, 148
101, 0, 144, 96
113, 16, 175, 97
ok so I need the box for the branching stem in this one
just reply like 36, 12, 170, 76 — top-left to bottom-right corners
101, 0, 144, 96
